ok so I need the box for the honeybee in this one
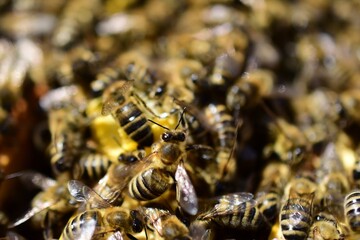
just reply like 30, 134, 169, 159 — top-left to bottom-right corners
62, 180, 144, 240
96, 11, 155, 44
73, 152, 113, 184
101, 80, 154, 149
94, 125, 199, 215
263, 117, 309, 166
280, 188, 315, 240
90, 66, 124, 97
344, 190, 360, 233
208, 51, 244, 88
308, 212, 346, 240
204, 104, 237, 183
195, 192, 268, 233
139, 207, 190, 240
226, 69, 275, 113
52, 0, 100, 49
255, 162, 291, 223
9, 172, 75, 237
316, 143, 350, 220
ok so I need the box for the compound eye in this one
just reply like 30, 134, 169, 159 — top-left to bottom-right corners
162, 132, 172, 142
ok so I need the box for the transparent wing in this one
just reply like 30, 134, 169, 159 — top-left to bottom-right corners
101, 81, 133, 116
198, 192, 255, 220
94, 152, 157, 202
74, 218, 97, 240
6, 170, 57, 190
175, 161, 198, 215
8, 200, 55, 228
105, 231, 124, 240
68, 180, 112, 209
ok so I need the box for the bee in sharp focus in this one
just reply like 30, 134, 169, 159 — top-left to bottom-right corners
94, 118, 199, 216
73, 152, 113, 184
280, 187, 315, 240
62, 180, 144, 240
101, 80, 154, 149
344, 190, 360, 233
140, 207, 191, 240
196, 192, 268, 233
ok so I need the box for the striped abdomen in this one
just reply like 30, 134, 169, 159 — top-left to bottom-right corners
213, 202, 264, 230
256, 189, 281, 223
73, 153, 112, 181
280, 198, 313, 240
115, 101, 153, 148
60, 210, 100, 240
205, 104, 236, 149
345, 190, 360, 232
128, 168, 171, 201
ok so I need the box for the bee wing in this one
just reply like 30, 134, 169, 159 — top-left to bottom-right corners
101, 99, 119, 116
175, 161, 198, 215
6, 170, 57, 190
6, 231, 27, 240
95, 153, 156, 202
73, 218, 97, 240
101, 80, 133, 116
198, 192, 255, 220
8, 200, 55, 228
105, 231, 124, 240
68, 180, 112, 209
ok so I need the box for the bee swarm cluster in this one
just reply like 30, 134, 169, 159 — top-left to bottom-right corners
0, 0, 360, 239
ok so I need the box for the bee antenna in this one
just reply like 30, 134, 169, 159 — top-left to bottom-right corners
147, 119, 170, 131
175, 107, 187, 130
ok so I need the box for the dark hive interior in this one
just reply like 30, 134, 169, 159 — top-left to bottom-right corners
0, 0, 360, 239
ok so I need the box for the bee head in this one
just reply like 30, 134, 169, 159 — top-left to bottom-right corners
162, 131, 186, 142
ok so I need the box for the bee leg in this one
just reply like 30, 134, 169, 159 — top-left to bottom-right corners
42, 211, 53, 240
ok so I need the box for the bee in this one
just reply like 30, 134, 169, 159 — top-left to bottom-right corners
263, 117, 309, 166
47, 106, 88, 175
308, 212, 346, 240
226, 69, 275, 113
73, 152, 113, 184
9, 171, 75, 238
95, 11, 155, 43
280, 188, 315, 240
208, 51, 244, 88
101, 80, 154, 149
344, 190, 360, 232
255, 162, 291, 223
90, 66, 124, 97
52, 0, 100, 49
94, 122, 199, 215
196, 192, 268, 232
140, 207, 190, 240
316, 142, 350, 220
204, 104, 237, 184
62, 180, 144, 240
